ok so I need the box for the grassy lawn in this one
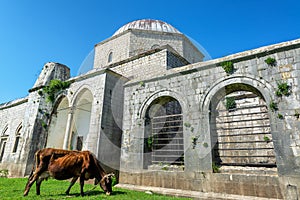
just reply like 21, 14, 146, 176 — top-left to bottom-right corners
0, 178, 191, 200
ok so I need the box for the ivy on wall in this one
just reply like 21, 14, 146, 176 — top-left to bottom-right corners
39, 79, 71, 103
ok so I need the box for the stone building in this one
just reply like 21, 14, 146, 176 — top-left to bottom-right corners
0, 19, 300, 199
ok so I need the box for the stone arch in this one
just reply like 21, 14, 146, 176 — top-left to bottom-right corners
140, 90, 188, 169
46, 95, 70, 148
139, 89, 188, 120
69, 87, 94, 150
200, 75, 275, 112
200, 75, 278, 169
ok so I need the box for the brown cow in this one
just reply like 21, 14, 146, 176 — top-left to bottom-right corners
24, 148, 113, 196
24, 148, 80, 195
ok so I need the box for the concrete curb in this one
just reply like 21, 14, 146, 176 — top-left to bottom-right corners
115, 183, 281, 200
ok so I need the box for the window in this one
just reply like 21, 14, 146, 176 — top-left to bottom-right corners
108, 52, 113, 63
12, 125, 22, 153
76, 136, 83, 151
145, 97, 184, 166
0, 125, 8, 162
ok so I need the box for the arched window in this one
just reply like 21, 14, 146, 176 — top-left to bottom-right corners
151, 44, 160, 49
144, 96, 184, 167
12, 124, 22, 153
0, 125, 8, 162
108, 52, 113, 63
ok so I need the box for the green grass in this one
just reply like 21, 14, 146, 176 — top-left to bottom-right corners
0, 178, 191, 200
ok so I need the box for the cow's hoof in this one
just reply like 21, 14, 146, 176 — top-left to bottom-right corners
106, 192, 111, 196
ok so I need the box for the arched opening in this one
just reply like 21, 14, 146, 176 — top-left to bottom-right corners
210, 83, 276, 169
144, 96, 184, 168
46, 96, 69, 148
108, 51, 113, 63
151, 44, 160, 49
70, 89, 93, 150
0, 125, 8, 162
12, 124, 22, 153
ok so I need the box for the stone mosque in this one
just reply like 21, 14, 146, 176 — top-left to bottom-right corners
1, 19, 300, 199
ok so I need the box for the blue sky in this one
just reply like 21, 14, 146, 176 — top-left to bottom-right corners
0, 0, 299, 103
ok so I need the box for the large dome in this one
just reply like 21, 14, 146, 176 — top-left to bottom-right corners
112, 19, 181, 36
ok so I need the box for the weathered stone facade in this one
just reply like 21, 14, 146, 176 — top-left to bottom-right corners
0, 19, 300, 199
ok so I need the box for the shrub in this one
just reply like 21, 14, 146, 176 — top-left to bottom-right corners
278, 113, 284, 119
294, 110, 300, 119
212, 162, 220, 173
225, 97, 236, 110
220, 61, 234, 74
276, 82, 290, 96
0, 169, 8, 177
43, 79, 71, 103
269, 101, 278, 112
264, 57, 276, 66
263, 136, 271, 142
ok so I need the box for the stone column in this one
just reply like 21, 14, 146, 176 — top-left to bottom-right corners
63, 106, 74, 149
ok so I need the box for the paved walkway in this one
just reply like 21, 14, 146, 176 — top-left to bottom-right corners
115, 184, 281, 200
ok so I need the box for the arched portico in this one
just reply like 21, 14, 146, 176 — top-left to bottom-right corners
46, 96, 70, 148
68, 88, 93, 150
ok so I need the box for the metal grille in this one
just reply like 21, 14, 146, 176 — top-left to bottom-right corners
151, 114, 184, 165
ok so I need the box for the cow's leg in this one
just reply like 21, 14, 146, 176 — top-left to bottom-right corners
65, 177, 78, 195
36, 177, 44, 195
79, 175, 85, 196
23, 172, 40, 196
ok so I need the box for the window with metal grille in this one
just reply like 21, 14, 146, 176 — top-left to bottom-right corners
145, 96, 184, 166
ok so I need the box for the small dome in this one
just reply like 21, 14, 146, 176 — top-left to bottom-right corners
113, 19, 181, 36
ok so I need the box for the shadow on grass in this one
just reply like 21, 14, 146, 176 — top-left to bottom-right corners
52, 190, 126, 197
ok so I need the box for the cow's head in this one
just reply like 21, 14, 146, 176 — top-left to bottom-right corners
99, 173, 114, 195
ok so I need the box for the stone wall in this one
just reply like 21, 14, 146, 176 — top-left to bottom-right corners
109, 46, 189, 80
119, 170, 284, 199
93, 29, 203, 70
120, 39, 300, 198
94, 33, 130, 68
0, 98, 28, 176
